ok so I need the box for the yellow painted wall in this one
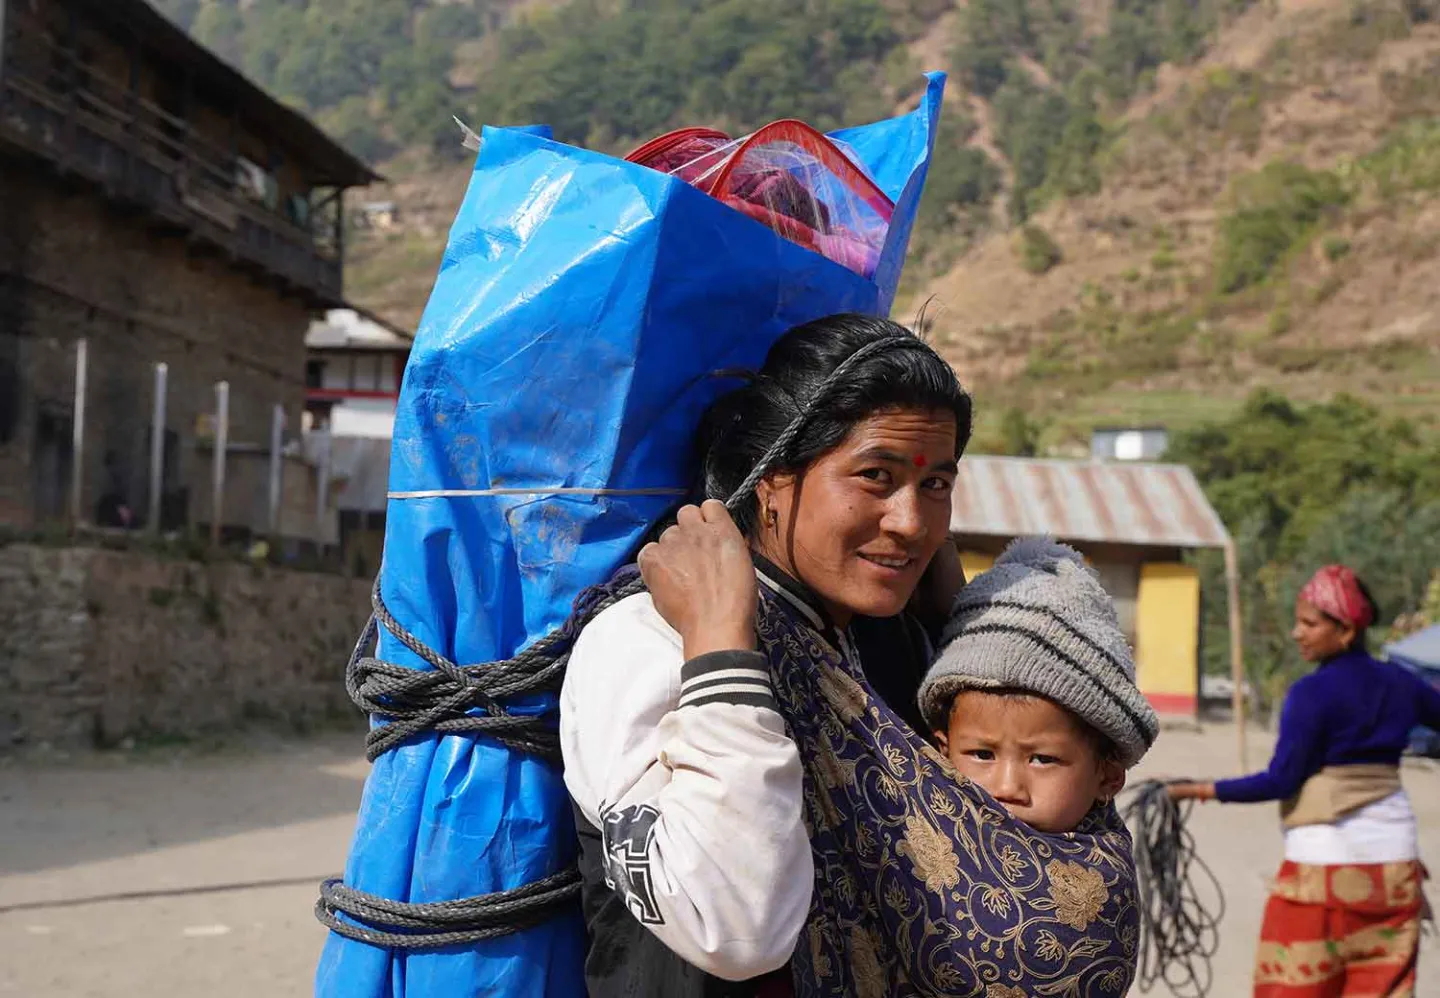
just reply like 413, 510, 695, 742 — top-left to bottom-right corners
1135, 562, 1201, 715
959, 551, 994, 583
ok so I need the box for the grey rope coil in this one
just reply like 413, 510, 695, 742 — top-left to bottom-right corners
1119, 781, 1225, 997
316, 869, 584, 950
317, 334, 933, 950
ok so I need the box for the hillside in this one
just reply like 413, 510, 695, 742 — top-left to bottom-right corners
156, 0, 1440, 447
914, 0, 1440, 451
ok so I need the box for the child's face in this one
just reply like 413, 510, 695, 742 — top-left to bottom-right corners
934, 691, 1125, 833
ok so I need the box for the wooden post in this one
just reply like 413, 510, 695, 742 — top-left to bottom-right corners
314, 425, 331, 557
209, 381, 229, 547
146, 363, 168, 534
69, 339, 87, 528
1224, 539, 1248, 772
267, 403, 284, 539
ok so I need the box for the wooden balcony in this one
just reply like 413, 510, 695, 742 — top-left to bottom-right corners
0, 45, 346, 306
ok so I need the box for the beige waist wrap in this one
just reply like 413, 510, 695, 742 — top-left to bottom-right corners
1280, 764, 1402, 829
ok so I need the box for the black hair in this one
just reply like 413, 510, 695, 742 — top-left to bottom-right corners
696, 313, 973, 536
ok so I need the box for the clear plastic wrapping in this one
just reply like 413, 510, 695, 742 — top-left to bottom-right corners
626, 120, 895, 279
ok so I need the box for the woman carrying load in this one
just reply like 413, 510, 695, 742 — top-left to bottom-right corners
560, 312, 1153, 997
1171, 564, 1440, 997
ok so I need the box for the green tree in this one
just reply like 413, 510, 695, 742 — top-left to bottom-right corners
1173, 392, 1440, 706
1215, 161, 1350, 293
320, 96, 394, 164
1000, 407, 1044, 455
992, 75, 1071, 218
155, 0, 203, 30
191, 1, 245, 67
1015, 223, 1062, 273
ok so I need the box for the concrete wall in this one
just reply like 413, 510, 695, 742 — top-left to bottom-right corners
1135, 562, 1202, 717
0, 543, 370, 748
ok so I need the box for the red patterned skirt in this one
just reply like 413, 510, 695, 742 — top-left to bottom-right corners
1253, 860, 1425, 997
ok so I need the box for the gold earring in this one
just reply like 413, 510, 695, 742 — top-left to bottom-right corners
766, 507, 778, 528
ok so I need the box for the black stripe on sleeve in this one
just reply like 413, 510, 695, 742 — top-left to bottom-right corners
678, 650, 776, 711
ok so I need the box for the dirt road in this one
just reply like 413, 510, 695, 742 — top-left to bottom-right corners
1, 726, 1435, 997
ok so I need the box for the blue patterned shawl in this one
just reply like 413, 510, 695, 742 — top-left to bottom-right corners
755, 578, 1140, 998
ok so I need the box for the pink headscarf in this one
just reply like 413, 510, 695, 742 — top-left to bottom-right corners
1298, 564, 1375, 630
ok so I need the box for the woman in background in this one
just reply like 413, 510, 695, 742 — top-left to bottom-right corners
1171, 564, 1440, 997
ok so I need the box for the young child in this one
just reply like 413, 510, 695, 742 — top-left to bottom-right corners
917, 537, 1160, 833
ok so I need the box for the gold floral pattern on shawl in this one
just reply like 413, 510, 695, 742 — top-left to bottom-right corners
756, 594, 1139, 998
1046, 860, 1109, 931
898, 813, 963, 894
807, 923, 833, 980
815, 660, 869, 721
996, 844, 1029, 882
986, 985, 1027, 998
813, 740, 857, 791
849, 925, 888, 998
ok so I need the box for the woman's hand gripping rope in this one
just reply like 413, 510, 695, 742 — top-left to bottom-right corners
637, 499, 758, 660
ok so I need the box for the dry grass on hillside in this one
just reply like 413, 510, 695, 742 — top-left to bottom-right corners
913, 0, 1440, 444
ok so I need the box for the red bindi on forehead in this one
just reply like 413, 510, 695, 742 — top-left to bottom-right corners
912, 454, 928, 468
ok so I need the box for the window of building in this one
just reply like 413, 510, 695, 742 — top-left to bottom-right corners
352, 354, 381, 392
320, 355, 351, 392
378, 356, 399, 394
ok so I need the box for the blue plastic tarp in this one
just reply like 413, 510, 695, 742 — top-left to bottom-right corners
1387, 623, 1440, 673
1387, 624, 1440, 757
316, 74, 945, 998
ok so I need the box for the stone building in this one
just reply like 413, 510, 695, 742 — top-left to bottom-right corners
0, 0, 378, 533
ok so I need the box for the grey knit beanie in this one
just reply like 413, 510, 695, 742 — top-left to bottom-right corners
917, 537, 1160, 766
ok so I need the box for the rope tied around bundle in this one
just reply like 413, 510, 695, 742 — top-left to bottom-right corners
317, 335, 933, 950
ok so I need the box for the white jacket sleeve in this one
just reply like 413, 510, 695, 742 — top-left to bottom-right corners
560, 592, 812, 981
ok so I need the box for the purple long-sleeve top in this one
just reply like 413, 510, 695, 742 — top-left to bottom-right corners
1216, 649, 1440, 804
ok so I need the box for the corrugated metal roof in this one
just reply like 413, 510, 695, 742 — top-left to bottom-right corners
951, 456, 1231, 549
306, 309, 412, 350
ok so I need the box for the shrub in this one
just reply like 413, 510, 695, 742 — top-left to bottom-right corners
1000, 407, 1045, 456
1215, 161, 1350, 292
1016, 224, 1063, 274
1356, 118, 1440, 197
1321, 235, 1352, 261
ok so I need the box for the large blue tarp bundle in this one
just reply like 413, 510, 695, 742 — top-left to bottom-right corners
317, 73, 945, 998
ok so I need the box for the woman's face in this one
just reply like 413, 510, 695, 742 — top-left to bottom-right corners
755, 407, 958, 626
1291, 598, 1355, 662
